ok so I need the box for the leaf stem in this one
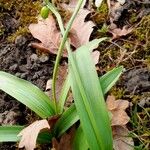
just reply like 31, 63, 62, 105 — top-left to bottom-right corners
45, 0, 84, 113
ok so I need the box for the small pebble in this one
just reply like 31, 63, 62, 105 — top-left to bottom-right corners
30, 54, 38, 62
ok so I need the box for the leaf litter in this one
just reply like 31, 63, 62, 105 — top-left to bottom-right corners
29, 15, 62, 55
106, 95, 134, 150
107, 0, 133, 39
29, 1, 100, 64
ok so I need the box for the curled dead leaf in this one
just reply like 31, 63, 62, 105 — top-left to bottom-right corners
29, 15, 61, 55
18, 119, 50, 150
106, 95, 130, 126
69, 9, 95, 48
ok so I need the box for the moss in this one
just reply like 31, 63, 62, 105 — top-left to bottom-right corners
98, 14, 150, 69
92, 1, 108, 25
129, 12, 138, 24
7, 26, 29, 42
110, 87, 125, 99
0, 23, 5, 36
0, 0, 42, 42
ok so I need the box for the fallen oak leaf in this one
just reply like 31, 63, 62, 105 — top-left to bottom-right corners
29, 7, 98, 63
106, 95, 134, 149
109, 25, 133, 39
61, 0, 95, 48
29, 15, 61, 55
111, 109, 130, 126
17, 119, 50, 150
106, 95, 129, 110
69, 9, 95, 48
106, 95, 130, 126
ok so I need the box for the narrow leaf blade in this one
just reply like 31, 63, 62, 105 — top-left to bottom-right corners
100, 66, 124, 94
69, 39, 113, 149
0, 126, 23, 142
0, 126, 52, 143
54, 104, 79, 137
55, 66, 123, 138
73, 126, 88, 150
0, 71, 55, 118
58, 73, 71, 113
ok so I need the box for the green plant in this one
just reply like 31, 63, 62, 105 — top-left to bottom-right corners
0, 0, 124, 149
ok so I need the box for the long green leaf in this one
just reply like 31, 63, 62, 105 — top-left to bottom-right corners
0, 66, 123, 144
58, 66, 123, 114
0, 126, 23, 142
54, 104, 79, 137
69, 39, 113, 149
100, 66, 124, 94
0, 126, 52, 143
73, 126, 88, 150
72, 67, 124, 149
55, 66, 123, 138
0, 71, 55, 118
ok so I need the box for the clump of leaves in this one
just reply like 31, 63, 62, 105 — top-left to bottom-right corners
0, 0, 131, 150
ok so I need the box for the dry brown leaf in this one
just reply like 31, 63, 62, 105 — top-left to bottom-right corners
69, 9, 95, 48
29, 5, 97, 63
61, 0, 95, 48
29, 15, 61, 55
108, 0, 133, 39
18, 119, 50, 150
113, 126, 134, 150
111, 109, 130, 126
109, 25, 133, 39
106, 95, 130, 126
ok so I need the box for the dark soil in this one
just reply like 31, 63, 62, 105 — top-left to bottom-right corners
0, 38, 54, 124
